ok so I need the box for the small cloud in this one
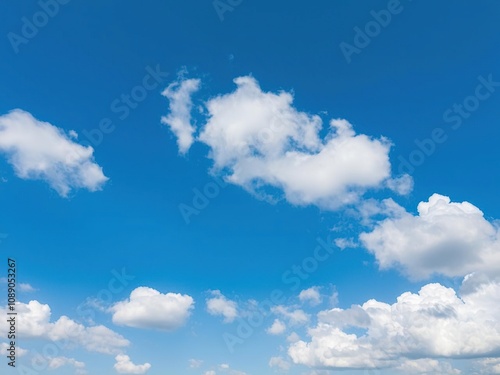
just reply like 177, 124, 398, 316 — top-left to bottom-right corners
161, 73, 201, 154
329, 288, 339, 307
298, 287, 322, 306
19, 283, 36, 292
218, 363, 247, 375
386, 174, 413, 195
0, 342, 28, 357
271, 306, 309, 326
334, 238, 357, 250
188, 359, 203, 368
47, 356, 86, 373
269, 356, 291, 371
111, 287, 194, 331
266, 319, 286, 335
114, 354, 151, 374
206, 290, 238, 323
286, 332, 300, 343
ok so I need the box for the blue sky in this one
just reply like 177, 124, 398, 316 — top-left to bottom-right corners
1, 1, 500, 374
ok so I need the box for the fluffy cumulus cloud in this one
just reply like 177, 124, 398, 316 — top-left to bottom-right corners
299, 287, 322, 306
162, 76, 410, 209
0, 109, 108, 196
360, 194, 500, 279
267, 319, 287, 335
206, 290, 238, 323
161, 76, 201, 153
114, 354, 151, 374
287, 276, 500, 370
0, 300, 129, 354
111, 287, 194, 331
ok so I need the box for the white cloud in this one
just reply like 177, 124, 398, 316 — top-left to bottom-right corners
267, 319, 286, 335
476, 358, 500, 374
0, 342, 27, 357
360, 194, 500, 279
163, 76, 409, 209
0, 109, 108, 196
47, 356, 86, 373
111, 287, 194, 331
204, 371, 216, 375
333, 238, 357, 250
189, 358, 203, 368
206, 290, 238, 323
161, 75, 201, 154
19, 283, 36, 292
0, 279, 36, 292
396, 358, 461, 374
299, 287, 322, 306
269, 356, 291, 371
0, 300, 129, 354
272, 306, 309, 326
287, 332, 300, 343
328, 289, 339, 307
218, 363, 247, 375
385, 174, 414, 195
114, 354, 151, 374
288, 276, 500, 369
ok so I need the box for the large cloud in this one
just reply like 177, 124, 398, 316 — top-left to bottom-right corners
0, 109, 108, 196
360, 194, 500, 279
0, 300, 129, 354
162, 76, 410, 209
111, 287, 194, 331
287, 276, 500, 370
